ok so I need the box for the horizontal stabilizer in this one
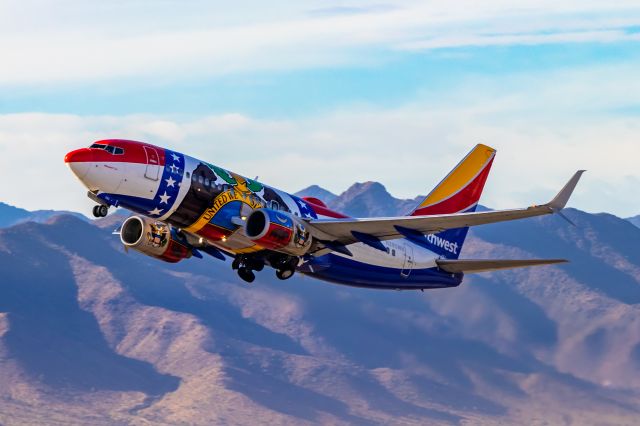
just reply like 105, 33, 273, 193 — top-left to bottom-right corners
436, 258, 567, 274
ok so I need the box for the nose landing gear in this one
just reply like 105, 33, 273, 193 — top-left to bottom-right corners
92, 204, 109, 218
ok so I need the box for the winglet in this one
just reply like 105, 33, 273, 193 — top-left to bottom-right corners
547, 170, 585, 211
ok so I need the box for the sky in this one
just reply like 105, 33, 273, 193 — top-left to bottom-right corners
1, 0, 639, 217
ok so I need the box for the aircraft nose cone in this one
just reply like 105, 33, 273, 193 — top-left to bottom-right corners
64, 148, 93, 179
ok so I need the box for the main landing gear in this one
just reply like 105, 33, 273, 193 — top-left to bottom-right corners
232, 255, 263, 284
237, 267, 255, 283
276, 268, 294, 280
274, 257, 297, 281
92, 204, 109, 218
232, 254, 298, 283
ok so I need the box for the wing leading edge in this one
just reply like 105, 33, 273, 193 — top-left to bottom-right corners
308, 170, 585, 246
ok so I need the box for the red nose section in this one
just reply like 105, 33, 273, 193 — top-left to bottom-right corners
64, 148, 94, 163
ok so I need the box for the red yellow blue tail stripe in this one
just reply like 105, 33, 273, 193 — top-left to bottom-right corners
411, 144, 496, 216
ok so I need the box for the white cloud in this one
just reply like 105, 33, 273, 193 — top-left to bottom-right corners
1, 63, 639, 217
1, 1, 639, 217
399, 30, 640, 50
1, 1, 639, 86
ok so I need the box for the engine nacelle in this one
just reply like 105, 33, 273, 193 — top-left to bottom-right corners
244, 208, 312, 256
120, 216, 192, 263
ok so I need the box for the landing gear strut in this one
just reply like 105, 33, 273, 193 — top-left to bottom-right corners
92, 204, 109, 218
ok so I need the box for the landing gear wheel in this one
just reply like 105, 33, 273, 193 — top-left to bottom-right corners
238, 268, 255, 283
232, 257, 241, 270
250, 261, 265, 272
276, 268, 295, 280
92, 205, 109, 218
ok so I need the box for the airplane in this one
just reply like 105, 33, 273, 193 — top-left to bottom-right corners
64, 140, 584, 290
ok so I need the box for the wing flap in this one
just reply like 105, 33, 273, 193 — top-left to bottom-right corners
436, 259, 567, 274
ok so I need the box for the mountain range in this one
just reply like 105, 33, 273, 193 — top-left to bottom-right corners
297, 182, 422, 217
0, 201, 87, 228
627, 215, 640, 228
0, 183, 639, 425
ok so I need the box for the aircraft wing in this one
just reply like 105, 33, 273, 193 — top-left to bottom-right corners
308, 171, 584, 248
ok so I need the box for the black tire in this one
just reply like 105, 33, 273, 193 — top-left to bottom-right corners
276, 268, 294, 280
98, 205, 109, 217
92, 205, 101, 218
232, 258, 241, 270
249, 260, 265, 272
238, 268, 255, 283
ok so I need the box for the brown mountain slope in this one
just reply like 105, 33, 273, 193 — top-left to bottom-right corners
0, 209, 639, 424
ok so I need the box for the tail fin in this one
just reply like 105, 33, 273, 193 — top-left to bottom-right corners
409, 144, 496, 259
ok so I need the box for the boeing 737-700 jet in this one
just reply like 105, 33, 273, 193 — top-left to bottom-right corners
65, 140, 583, 290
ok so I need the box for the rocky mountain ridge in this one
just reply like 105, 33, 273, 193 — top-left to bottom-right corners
628, 215, 640, 228
0, 185, 639, 424
296, 182, 422, 217
0, 201, 87, 228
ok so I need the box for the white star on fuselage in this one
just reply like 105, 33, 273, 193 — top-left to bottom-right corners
171, 153, 180, 162
165, 176, 176, 187
159, 191, 171, 204
148, 207, 163, 215
170, 165, 179, 174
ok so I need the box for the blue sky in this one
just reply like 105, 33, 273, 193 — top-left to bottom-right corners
1, 1, 639, 216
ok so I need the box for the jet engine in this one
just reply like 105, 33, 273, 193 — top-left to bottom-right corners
244, 208, 312, 256
120, 216, 192, 263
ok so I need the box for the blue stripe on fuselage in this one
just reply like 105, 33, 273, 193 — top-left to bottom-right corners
300, 253, 463, 290
98, 149, 185, 216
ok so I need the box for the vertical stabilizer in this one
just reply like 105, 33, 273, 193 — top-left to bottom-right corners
409, 144, 496, 259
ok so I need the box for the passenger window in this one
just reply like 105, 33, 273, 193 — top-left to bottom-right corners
198, 175, 204, 184
204, 178, 210, 187
186, 172, 191, 179
392, 249, 396, 256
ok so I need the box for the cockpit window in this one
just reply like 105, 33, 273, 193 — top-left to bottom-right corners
90, 143, 125, 155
